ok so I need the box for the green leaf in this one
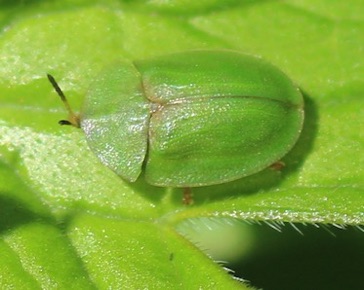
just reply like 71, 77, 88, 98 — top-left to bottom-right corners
0, 0, 363, 288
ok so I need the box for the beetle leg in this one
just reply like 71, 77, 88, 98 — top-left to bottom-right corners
182, 187, 194, 205
269, 161, 285, 171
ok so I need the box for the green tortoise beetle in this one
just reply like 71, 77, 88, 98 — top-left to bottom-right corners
48, 50, 304, 201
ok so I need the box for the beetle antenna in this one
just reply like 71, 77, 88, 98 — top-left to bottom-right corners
47, 74, 80, 128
